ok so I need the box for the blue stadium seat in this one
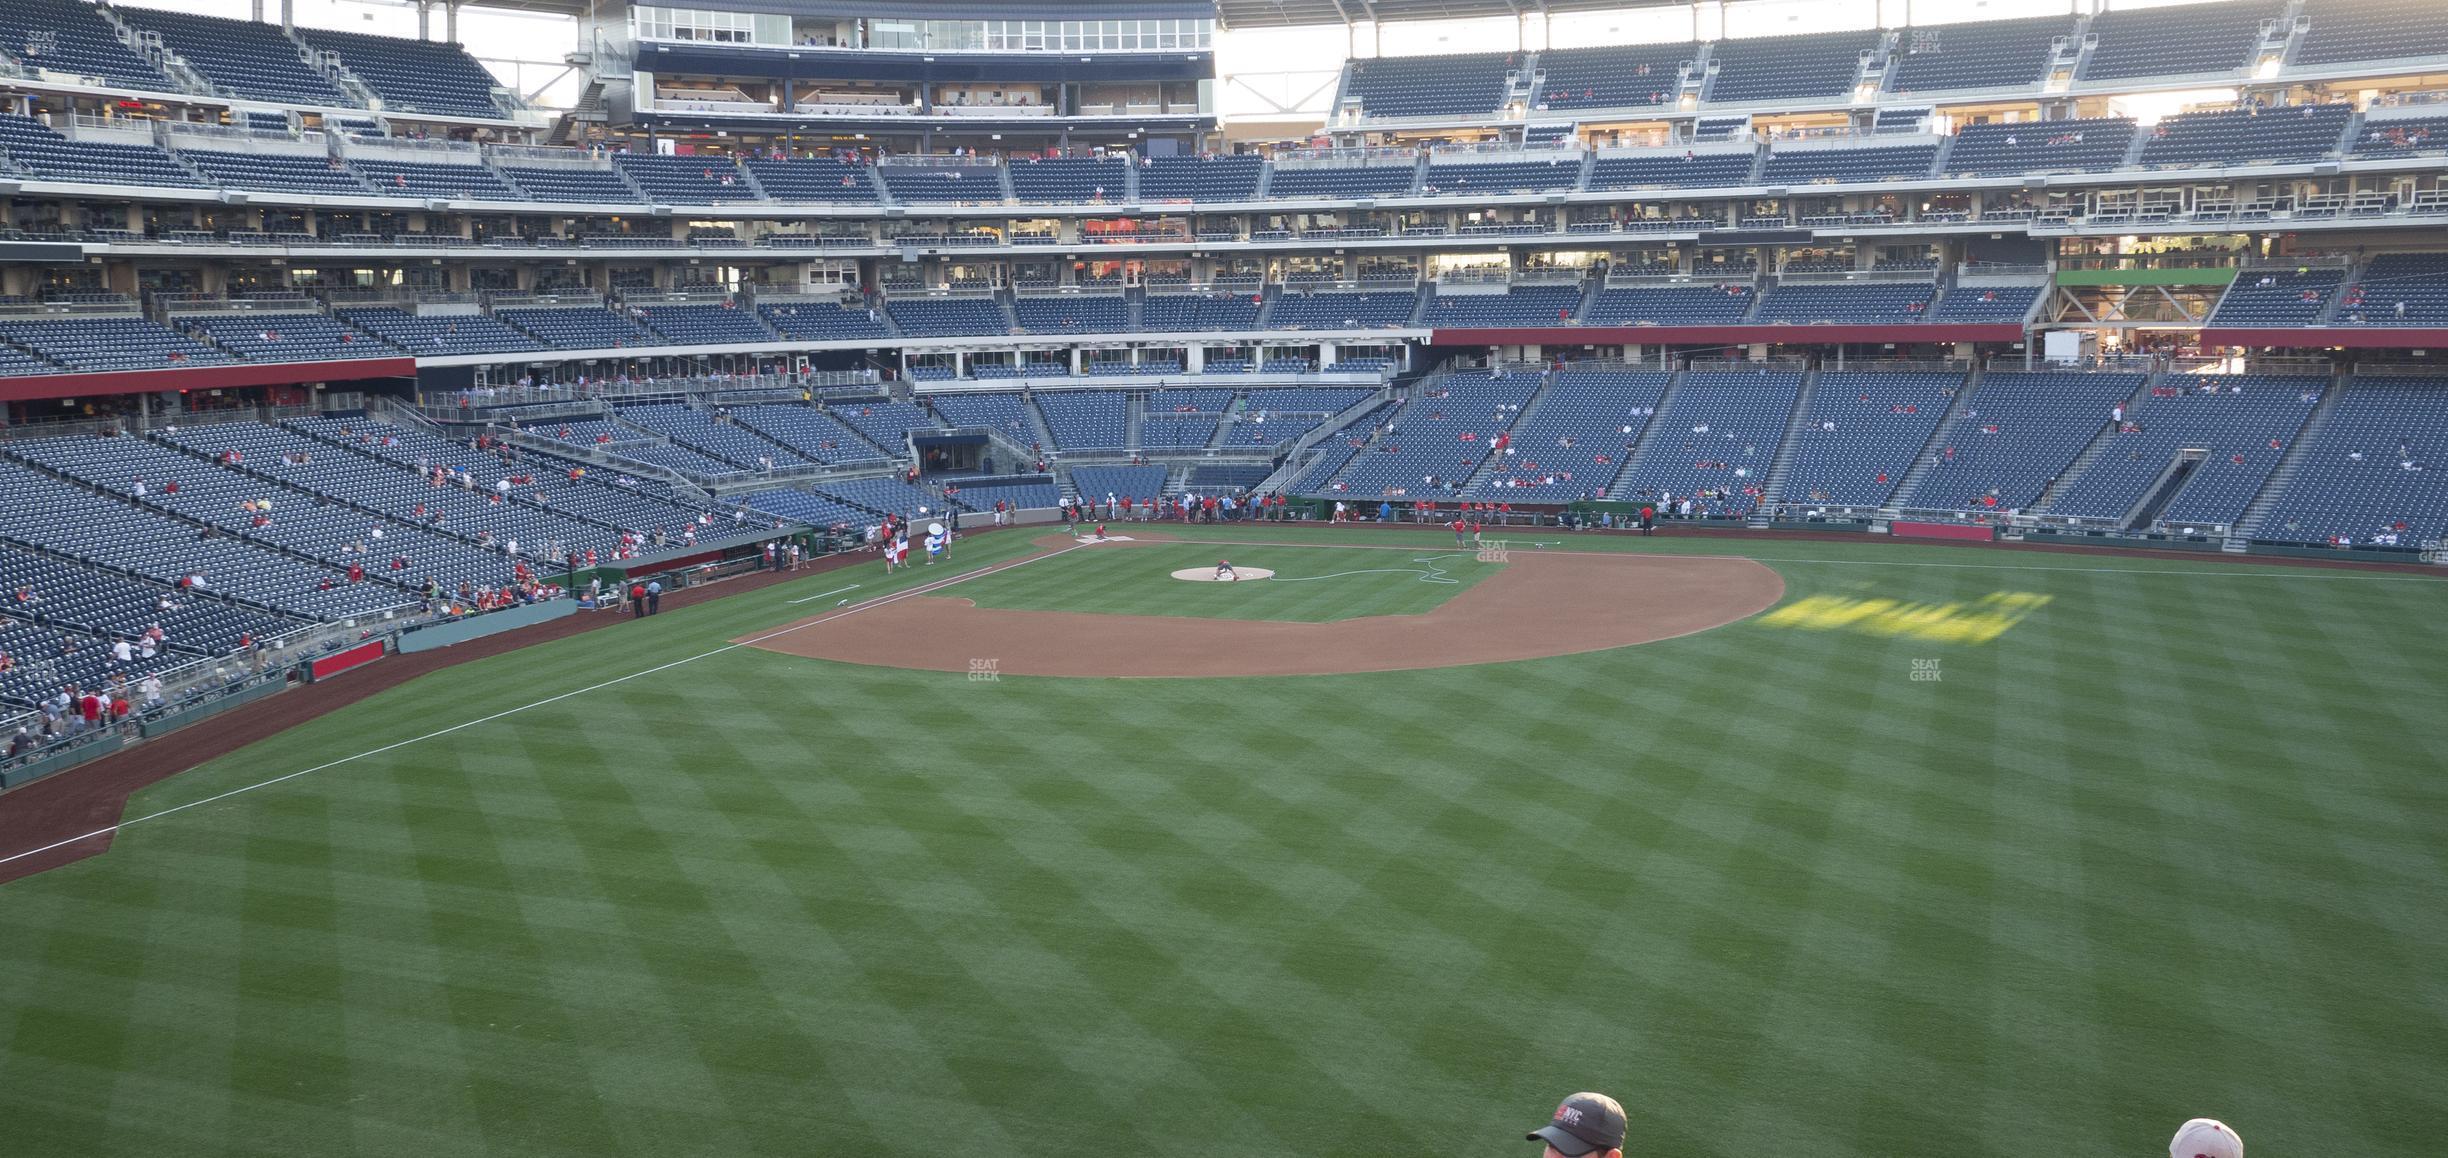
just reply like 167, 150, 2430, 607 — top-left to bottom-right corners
1707, 30, 1884, 103
1036, 392, 1131, 451
2051, 376, 2324, 527
2295, 0, 2448, 66
0, 114, 203, 187
2135, 105, 2353, 168
1904, 372, 2143, 512
1418, 158, 1582, 196
1269, 290, 1419, 330
1424, 285, 1584, 328
1779, 372, 1960, 509
615, 154, 760, 203
1586, 151, 1756, 190
1469, 369, 1670, 500
1942, 117, 2136, 176
1615, 370, 1804, 515
184, 312, 391, 362
1265, 163, 1416, 199
1137, 154, 1263, 202
0, 316, 235, 372
742, 157, 878, 203
2082, 0, 2278, 80
2254, 377, 2448, 545
1887, 16, 2075, 94
758, 301, 887, 341
291, 27, 509, 118
0, 0, 169, 89
1007, 156, 1127, 203
1342, 51, 1517, 119
1533, 43, 1691, 111
117, 9, 354, 106
334, 308, 547, 355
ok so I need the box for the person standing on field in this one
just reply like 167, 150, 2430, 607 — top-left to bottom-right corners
1526, 1092, 1627, 1158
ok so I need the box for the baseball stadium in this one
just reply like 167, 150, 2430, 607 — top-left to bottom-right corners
0, 0, 2443, 1154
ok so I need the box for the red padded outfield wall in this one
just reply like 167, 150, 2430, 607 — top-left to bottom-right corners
308, 640, 388, 682
0, 357, 417, 403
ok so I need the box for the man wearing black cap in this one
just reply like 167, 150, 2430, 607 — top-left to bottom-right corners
1527, 1091, 1627, 1158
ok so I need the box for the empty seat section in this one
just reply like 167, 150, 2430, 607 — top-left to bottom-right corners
350, 158, 522, 200
1325, 372, 1542, 497
1143, 293, 1262, 331
740, 487, 871, 529
186, 312, 390, 361
2295, 0, 2448, 66
2253, 378, 2448, 545
0, 0, 168, 89
1929, 284, 2042, 323
1015, 295, 1130, 334
0, 114, 202, 187
116, 9, 352, 106
617, 404, 809, 469
2207, 268, 2346, 325
635, 305, 774, 345
2135, 105, 2353, 168
1419, 157, 1582, 195
1616, 370, 1804, 515
1887, 16, 2076, 93
1752, 282, 1933, 324
726, 406, 886, 465
1780, 372, 1960, 508
1007, 156, 1126, 203
1942, 117, 2136, 175
741, 157, 878, 202
1760, 144, 1938, 183
758, 300, 887, 340
499, 164, 640, 202
179, 148, 369, 194
1036, 392, 1131, 451
1425, 285, 1584, 327
874, 164, 1003, 203
926, 392, 1038, 444
1534, 42, 1692, 111
1137, 154, 1262, 201
1469, 369, 1670, 499
1342, 51, 1516, 119
2333, 253, 2448, 326
1707, 30, 1884, 103
1585, 285, 1755, 325
2347, 113, 2448, 156
495, 307, 658, 349
825, 400, 939, 449
291, 27, 508, 117
2051, 376, 2323, 526
884, 298, 1010, 337
0, 316, 235, 371
1266, 163, 1416, 198
334, 308, 546, 354
0, 460, 399, 621
2082, 0, 2278, 80
1068, 464, 1170, 504
1587, 151, 1755, 190
615, 154, 760, 202
1268, 290, 1418, 330
1904, 372, 2142, 512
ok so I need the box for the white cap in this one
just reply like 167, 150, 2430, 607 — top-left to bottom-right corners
2170, 1119, 2242, 1158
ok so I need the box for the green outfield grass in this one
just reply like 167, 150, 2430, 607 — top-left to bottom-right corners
1, 525, 2444, 1158
947, 540, 1497, 621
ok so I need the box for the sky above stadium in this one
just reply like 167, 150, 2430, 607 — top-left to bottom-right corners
113, 0, 2244, 120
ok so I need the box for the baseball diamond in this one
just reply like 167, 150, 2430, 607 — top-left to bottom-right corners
0, 521, 2443, 1158
7, 0, 2448, 1152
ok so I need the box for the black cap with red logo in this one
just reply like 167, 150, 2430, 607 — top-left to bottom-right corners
1527, 1092, 1627, 1156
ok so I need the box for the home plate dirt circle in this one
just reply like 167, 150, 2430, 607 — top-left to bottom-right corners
1171, 566, 1276, 582
744, 535, 1784, 678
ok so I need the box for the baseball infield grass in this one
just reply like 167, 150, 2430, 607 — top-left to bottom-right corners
2, 525, 2444, 1158
947, 540, 1497, 620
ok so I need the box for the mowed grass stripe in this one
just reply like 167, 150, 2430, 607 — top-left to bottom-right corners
0, 529, 2441, 1158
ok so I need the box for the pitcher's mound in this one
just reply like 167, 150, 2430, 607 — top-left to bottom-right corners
1171, 567, 1275, 582
1075, 535, 1137, 544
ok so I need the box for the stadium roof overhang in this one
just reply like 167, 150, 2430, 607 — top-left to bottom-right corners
1216, 0, 1689, 29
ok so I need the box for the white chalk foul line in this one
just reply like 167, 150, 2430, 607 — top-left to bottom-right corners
1161, 535, 2448, 583
787, 584, 862, 605
1271, 553, 1467, 585
0, 543, 1083, 870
